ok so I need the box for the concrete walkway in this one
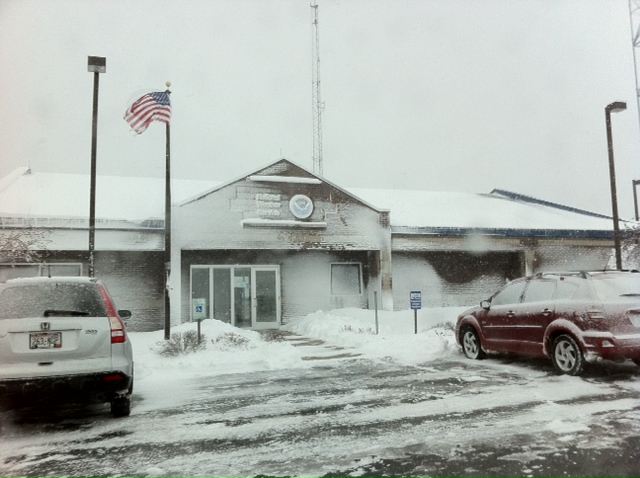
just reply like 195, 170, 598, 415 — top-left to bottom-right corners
259, 329, 362, 361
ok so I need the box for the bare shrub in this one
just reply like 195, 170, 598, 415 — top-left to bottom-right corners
429, 321, 455, 332
157, 330, 206, 357
259, 329, 285, 342
211, 332, 253, 350
340, 325, 374, 335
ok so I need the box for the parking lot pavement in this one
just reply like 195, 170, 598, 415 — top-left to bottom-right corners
2, 355, 640, 477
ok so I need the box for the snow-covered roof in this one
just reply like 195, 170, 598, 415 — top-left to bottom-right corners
0, 167, 620, 234
0, 168, 220, 223
346, 187, 616, 233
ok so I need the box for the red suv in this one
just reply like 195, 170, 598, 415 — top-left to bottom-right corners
456, 271, 640, 375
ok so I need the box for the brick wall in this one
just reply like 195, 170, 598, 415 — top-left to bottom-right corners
392, 251, 521, 308
94, 251, 165, 332
533, 245, 611, 272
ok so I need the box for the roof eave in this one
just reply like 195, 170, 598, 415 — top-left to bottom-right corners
391, 226, 615, 240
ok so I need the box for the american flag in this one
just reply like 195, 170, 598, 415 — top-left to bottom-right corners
123, 91, 171, 135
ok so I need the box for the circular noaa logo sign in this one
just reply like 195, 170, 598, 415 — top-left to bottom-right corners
289, 194, 314, 219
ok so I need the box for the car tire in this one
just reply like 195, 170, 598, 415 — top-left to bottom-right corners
632, 358, 640, 367
461, 326, 486, 360
111, 395, 131, 418
551, 334, 584, 376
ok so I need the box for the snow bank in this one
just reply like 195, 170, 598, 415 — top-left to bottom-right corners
130, 307, 473, 412
130, 306, 470, 388
281, 306, 469, 364
131, 318, 305, 384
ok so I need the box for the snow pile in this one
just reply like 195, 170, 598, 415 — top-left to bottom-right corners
281, 306, 468, 365
130, 306, 470, 385
130, 307, 470, 414
131, 319, 305, 384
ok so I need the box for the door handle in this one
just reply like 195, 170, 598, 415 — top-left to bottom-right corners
541, 308, 552, 316
507, 311, 515, 318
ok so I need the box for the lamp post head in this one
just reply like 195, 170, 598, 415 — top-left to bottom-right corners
87, 56, 106, 74
606, 101, 627, 113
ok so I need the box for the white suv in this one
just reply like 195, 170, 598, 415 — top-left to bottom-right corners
0, 276, 134, 417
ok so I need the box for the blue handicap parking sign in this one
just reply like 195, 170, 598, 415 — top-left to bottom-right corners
410, 291, 422, 310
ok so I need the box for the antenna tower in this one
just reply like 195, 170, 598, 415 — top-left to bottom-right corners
311, 0, 324, 176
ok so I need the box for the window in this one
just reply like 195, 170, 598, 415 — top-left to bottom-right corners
591, 274, 640, 300
213, 268, 231, 323
331, 263, 362, 295
0, 263, 82, 283
189, 265, 279, 328
491, 280, 526, 306
0, 264, 39, 282
555, 280, 579, 300
0, 282, 107, 319
191, 267, 210, 321
522, 280, 556, 303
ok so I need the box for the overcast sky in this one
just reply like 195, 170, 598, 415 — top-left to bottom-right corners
1, 0, 640, 218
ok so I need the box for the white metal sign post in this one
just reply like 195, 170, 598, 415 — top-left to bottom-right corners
410, 291, 421, 334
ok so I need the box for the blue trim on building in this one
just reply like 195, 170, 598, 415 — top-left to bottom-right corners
489, 189, 613, 220
391, 226, 614, 240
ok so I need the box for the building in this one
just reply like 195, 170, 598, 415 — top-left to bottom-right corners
0, 159, 621, 331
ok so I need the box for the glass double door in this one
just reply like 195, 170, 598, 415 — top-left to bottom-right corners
191, 265, 280, 330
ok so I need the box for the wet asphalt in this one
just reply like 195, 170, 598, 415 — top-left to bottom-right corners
1, 354, 640, 477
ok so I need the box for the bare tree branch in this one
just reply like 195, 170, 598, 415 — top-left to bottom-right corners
0, 227, 52, 263
622, 224, 640, 267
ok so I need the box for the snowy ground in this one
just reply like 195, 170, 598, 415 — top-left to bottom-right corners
129, 304, 640, 428
3, 306, 640, 477
132, 306, 468, 399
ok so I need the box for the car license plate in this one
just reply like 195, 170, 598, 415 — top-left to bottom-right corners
630, 315, 640, 328
29, 332, 62, 349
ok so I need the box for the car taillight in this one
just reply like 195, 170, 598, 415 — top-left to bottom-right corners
109, 316, 126, 344
99, 284, 127, 344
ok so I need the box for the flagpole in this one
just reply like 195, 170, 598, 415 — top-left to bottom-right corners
164, 82, 172, 340
123, 84, 172, 338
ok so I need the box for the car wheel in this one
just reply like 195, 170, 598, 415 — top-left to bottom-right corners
461, 327, 486, 360
111, 395, 131, 418
551, 334, 584, 376
632, 358, 640, 367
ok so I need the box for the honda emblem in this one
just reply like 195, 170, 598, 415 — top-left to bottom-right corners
40, 322, 50, 331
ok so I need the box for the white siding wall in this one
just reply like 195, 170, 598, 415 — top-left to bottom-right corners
173, 164, 391, 326
280, 251, 368, 322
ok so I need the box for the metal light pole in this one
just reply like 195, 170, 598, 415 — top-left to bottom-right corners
633, 179, 640, 221
605, 101, 627, 271
87, 56, 106, 277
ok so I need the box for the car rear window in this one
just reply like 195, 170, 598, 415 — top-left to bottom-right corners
0, 282, 108, 319
591, 274, 640, 300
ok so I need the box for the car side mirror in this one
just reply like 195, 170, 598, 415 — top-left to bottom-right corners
118, 310, 132, 320
480, 300, 491, 310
